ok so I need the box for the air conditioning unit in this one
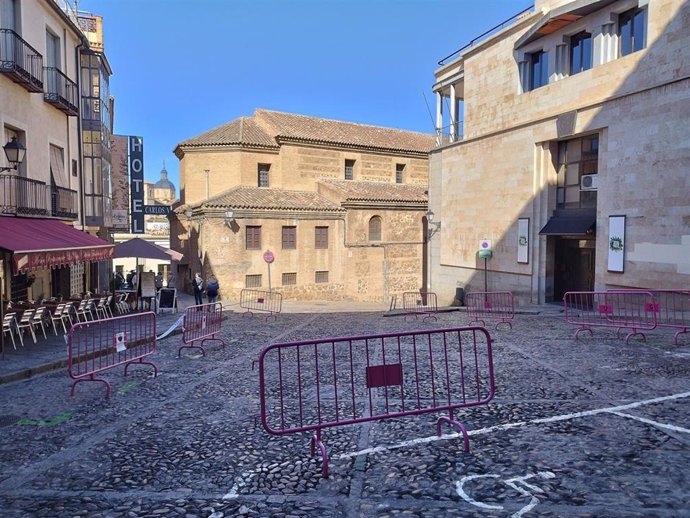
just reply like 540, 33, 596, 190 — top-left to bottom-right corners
580, 174, 599, 191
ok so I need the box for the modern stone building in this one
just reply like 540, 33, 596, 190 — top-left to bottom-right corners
429, 0, 689, 305
171, 109, 435, 302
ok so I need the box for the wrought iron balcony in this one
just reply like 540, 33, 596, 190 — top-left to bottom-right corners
0, 175, 79, 219
50, 184, 78, 219
0, 29, 43, 93
44, 67, 78, 116
0, 175, 48, 217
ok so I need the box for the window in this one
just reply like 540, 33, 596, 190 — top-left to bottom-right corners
344, 159, 355, 180
529, 50, 549, 90
246, 226, 261, 250
619, 8, 646, 57
556, 134, 599, 209
315, 226, 329, 249
315, 271, 329, 283
282, 272, 297, 285
369, 216, 382, 241
395, 164, 405, 184
570, 32, 592, 75
282, 226, 296, 249
245, 274, 262, 288
258, 163, 270, 187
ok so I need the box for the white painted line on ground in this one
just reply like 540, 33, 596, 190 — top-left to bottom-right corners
610, 411, 690, 434
334, 390, 690, 460
455, 474, 503, 510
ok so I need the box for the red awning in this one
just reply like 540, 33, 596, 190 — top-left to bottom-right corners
0, 217, 114, 272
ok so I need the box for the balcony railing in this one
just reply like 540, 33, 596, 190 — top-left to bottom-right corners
50, 185, 78, 219
0, 29, 43, 92
435, 122, 464, 147
44, 67, 79, 116
0, 175, 78, 219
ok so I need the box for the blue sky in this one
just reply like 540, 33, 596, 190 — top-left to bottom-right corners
79, 0, 527, 192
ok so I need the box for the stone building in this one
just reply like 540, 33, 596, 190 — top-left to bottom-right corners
171, 109, 435, 302
429, 0, 689, 305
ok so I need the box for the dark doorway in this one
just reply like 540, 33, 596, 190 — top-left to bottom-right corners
554, 237, 595, 301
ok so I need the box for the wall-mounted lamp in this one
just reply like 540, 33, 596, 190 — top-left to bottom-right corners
1, 137, 26, 173
426, 210, 441, 238
224, 209, 235, 227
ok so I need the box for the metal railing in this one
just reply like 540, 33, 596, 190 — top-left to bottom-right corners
0, 175, 48, 216
50, 185, 78, 219
435, 122, 464, 147
43, 66, 79, 115
438, 5, 534, 66
0, 175, 78, 219
0, 29, 43, 92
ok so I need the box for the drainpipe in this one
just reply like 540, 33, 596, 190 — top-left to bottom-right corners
75, 38, 86, 230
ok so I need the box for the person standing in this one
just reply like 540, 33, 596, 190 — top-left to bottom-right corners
193, 272, 204, 306
206, 274, 220, 303
154, 271, 164, 292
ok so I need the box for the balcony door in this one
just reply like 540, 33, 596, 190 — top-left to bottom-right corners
46, 30, 60, 95
1, 0, 16, 30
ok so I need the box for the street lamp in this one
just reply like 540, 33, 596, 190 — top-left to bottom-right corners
1, 137, 26, 173
426, 210, 441, 238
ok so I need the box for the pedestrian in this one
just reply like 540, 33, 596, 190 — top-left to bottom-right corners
206, 274, 220, 303
155, 271, 164, 292
193, 272, 204, 306
131, 270, 138, 290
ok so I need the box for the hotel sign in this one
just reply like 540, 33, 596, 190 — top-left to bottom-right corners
129, 136, 144, 234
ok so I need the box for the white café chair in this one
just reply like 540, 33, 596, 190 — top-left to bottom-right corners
30, 307, 48, 340
16, 309, 37, 344
2, 312, 21, 349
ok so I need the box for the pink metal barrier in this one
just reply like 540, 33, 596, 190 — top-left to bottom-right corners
564, 290, 657, 344
608, 289, 689, 345
466, 291, 515, 330
178, 302, 225, 357
67, 312, 157, 398
259, 326, 495, 478
401, 291, 438, 322
240, 289, 282, 321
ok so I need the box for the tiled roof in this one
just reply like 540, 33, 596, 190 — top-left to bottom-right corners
197, 186, 345, 212
255, 109, 436, 154
318, 180, 428, 203
176, 117, 277, 149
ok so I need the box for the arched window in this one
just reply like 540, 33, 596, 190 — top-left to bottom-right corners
369, 216, 382, 241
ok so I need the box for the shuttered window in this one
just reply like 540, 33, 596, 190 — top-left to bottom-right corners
246, 226, 261, 250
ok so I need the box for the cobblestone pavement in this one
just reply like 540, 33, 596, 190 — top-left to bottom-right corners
0, 308, 689, 517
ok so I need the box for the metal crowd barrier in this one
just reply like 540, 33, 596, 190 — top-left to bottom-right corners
466, 291, 515, 330
608, 289, 689, 345
564, 290, 657, 344
178, 302, 225, 357
67, 312, 157, 398
401, 291, 438, 322
240, 289, 282, 320
259, 326, 495, 478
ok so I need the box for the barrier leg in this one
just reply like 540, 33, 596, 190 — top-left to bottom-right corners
495, 320, 512, 331
436, 413, 470, 453
422, 313, 438, 323
625, 329, 646, 345
265, 313, 278, 322
243, 311, 253, 318
310, 430, 329, 479
674, 328, 689, 346
70, 374, 111, 399
178, 342, 206, 357
124, 358, 158, 377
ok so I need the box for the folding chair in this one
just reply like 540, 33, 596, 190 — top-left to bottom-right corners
17, 309, 37, 344
95, 297, 108, 319
31, 307, 48, 340
74, 300, 92, 322
2, 312, 20, 349
104, 295, 114, 318
50, 303, 67, 335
